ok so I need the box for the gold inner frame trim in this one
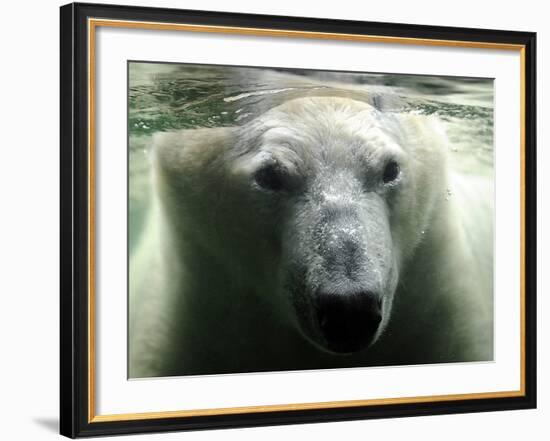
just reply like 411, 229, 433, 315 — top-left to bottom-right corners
87, 17, 527, 423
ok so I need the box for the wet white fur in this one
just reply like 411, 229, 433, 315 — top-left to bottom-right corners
129, 97, 493, 377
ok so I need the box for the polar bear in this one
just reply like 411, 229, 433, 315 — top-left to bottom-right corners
129, 96, 493, 378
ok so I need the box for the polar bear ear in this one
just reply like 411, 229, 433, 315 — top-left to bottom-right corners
388, 112, 448, 155
152, 127, 237, 177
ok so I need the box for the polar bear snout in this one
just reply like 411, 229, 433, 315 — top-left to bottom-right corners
315, 287, 382, 353
284, 177, 396, 355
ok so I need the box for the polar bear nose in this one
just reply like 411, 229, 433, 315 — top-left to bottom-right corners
315, 288, 382, 353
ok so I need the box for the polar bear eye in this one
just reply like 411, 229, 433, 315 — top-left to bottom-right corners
383, 160, 400, 184
254, 164, 284, 192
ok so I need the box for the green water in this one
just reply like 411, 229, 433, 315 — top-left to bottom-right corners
128, 62, 494, 254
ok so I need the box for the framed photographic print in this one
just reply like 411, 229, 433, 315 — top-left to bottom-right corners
60, 2, 537, 438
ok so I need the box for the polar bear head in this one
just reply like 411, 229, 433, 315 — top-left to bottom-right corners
154, 97, 448, 355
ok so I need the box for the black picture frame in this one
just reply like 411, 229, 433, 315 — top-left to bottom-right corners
60, 2, 537, 438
